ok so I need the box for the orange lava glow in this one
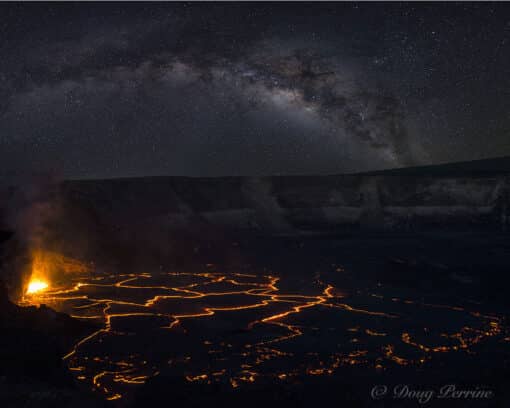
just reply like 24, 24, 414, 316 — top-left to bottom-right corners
23, 249, 92, 298
24, 251, 53, 295
26, 279, 49, 294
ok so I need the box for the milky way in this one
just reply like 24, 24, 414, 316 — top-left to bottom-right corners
0, 3, 509, 178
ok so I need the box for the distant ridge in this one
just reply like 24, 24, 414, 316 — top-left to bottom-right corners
359, 156, 510, 177
60, 156, 510, 182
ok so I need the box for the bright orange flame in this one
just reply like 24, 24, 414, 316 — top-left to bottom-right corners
26, 279, 49, 294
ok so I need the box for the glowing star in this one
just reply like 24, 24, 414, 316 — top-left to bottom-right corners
26, 279, 49, 294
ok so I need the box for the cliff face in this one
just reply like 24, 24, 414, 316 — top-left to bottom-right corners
57, 172, 510, 236
2, 158, 509, 277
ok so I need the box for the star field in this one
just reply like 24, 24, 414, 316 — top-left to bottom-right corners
0, 3, 509, 179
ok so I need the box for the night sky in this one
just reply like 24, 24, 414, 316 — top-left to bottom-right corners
0, 2, 509, 179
